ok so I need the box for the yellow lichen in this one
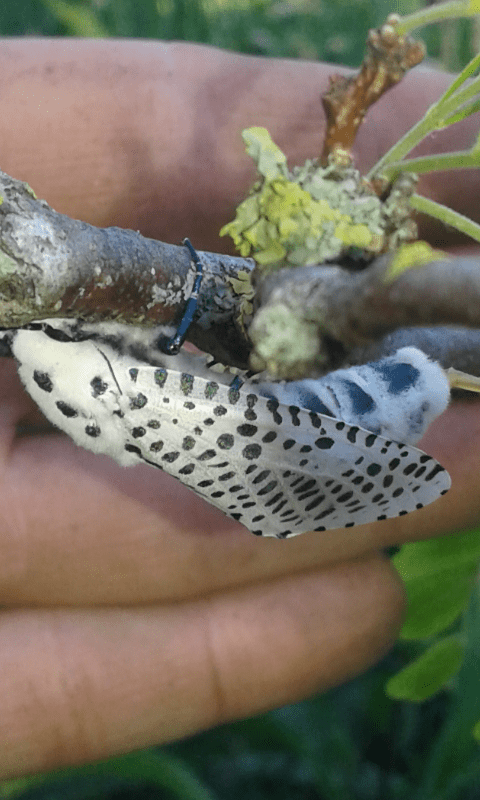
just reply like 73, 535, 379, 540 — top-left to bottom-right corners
221, 127, 387, 273
385, 241, 449, 281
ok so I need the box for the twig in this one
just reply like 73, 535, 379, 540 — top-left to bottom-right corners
251, 254, 480, 378
1, 168, 480, 381
0, 170, 254, 367
321, 15, 425, 165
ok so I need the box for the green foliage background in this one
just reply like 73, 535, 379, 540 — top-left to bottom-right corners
1, 0, 478, 69
1, 2, 480, 799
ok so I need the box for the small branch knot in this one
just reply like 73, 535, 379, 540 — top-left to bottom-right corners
321, 19, 425, 163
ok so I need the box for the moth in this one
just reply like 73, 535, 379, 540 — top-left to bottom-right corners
1, 317, 453, 538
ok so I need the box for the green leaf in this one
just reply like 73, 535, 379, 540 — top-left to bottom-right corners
394, 529, 480, 639
0, 778, 34, 799
442, 97, 480, 127
394, 528, 480, 580
397, 1, 480, 36
0, 750, 218, 800
42, 0, 109, 36
473, 718, 480, 741
437, 48, 480, 103
412, 584, 480, 795
384, 148, 480, 175
399, 564, 477, 639
369, 52, 480, 179
386, 636, 465, 702
409, 194, 480, 245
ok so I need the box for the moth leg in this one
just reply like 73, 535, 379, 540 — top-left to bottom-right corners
228, 375, 245, 391
157, 237, 203, 356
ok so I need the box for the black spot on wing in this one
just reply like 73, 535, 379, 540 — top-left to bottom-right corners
125, 443, 142, 456
132, 427, 146, 438
245, 394, 258, 421
56, 401, 78, 418
315, 437, 335, 449
129, 393, 148, 410
347, 427, 359, 444
179, 463, 195, 475
181, 373, 194, 395
162, 451, 180, 463
154, 368, 167, 388
366, 463, 382, 477
150, 441, 164, 452
425, 463, 447, 481
243, 444, 262, 460
91, 376, 108, 396
237, 424, 258, 437
205, 381, 219, 399
33, 370, 53, 392
228, 386, 240, 404
266, 398, 282, 425
262, 431, 277, 443
85, 424, 101, 438
217, 434, 234, 450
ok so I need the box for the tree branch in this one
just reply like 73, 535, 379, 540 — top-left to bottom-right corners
250, 254, 480, 378
1, 168, 480, 381
0, 170, 254, 367
321, 14, 425, 165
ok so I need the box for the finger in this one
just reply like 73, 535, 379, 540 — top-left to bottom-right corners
0, 40, 477, 249
0, 398, 478, 606
0, 553, 404, 780
389, 397, 480, 542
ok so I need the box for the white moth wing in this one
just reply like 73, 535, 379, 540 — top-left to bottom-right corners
12, 332, 140, 465
12, 331, 450, 538
119, 363, 451, 538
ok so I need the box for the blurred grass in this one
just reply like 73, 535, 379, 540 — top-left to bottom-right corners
0, 0, 478, 69
1, 1, 480, 799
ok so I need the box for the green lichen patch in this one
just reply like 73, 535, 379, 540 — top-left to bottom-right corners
386, 241, 449, 282
221, 127, 416, 274
249, 303, 321, 377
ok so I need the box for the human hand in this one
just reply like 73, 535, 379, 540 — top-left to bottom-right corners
0, 39, 479, 781
3, 351, 480, 780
